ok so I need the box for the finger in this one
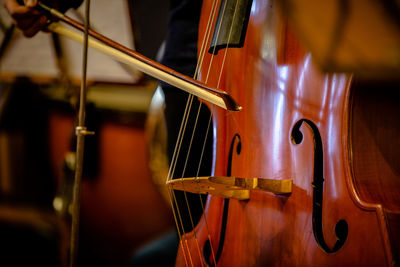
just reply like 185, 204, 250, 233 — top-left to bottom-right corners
4, 0, 28, 14
14, 7, 41, 19
5, 3, 41, 20
23, 0, 37, 8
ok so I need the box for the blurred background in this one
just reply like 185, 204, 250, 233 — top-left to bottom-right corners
0, 0, 175, 266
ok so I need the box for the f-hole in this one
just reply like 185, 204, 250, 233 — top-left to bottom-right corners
208, 0, 253, 55
291, 119, 348, 253
203, 134, 241, 266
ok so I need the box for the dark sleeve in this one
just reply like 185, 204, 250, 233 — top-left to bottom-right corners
161, 0, 203, 76
58, 0, 83, 12
17, 0, 81, 11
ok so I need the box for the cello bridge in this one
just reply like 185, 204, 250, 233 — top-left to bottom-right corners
166, 176, 292, 200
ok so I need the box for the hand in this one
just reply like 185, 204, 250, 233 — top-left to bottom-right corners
3, 0, 48, 37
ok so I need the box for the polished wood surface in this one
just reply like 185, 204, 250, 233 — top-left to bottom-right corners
174, 0, 399, 265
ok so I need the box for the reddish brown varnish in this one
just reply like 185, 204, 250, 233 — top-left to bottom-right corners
174, 0, 400, 266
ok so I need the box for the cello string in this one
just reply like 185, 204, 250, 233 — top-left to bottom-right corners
165, 94, 195, 266
170, 0, 222, 184
196, 0, 241, 186
177, 0, 236, 265
193, 114, 218, 264
183, 0, 227, 264
190, 0, 242, 265
167, 0, 219, 213
178, 0, 229, 249
190, 0, 245, 265
166, 186, 191, 266
167, 95, 200, 266
164, 0, 220, 263
216, 0, 241, 88
166, 0, 229, 264
187, 0, 223, 263
167, 94, 195, 183
216, 0, 242, 137
172, 0, 222, 261
178, 100, 207, 267
161, 1, 214, 262
193, 0, 221, 81
203, 0, 230, 83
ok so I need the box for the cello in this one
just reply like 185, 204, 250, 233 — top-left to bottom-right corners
167, 0, 400, 266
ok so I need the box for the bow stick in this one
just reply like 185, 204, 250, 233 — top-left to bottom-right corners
36, 2, 241, 111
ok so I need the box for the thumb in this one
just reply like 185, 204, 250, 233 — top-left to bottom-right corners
23, 0, 37, 8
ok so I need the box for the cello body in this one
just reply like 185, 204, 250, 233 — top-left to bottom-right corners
174, 0, 400, 265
